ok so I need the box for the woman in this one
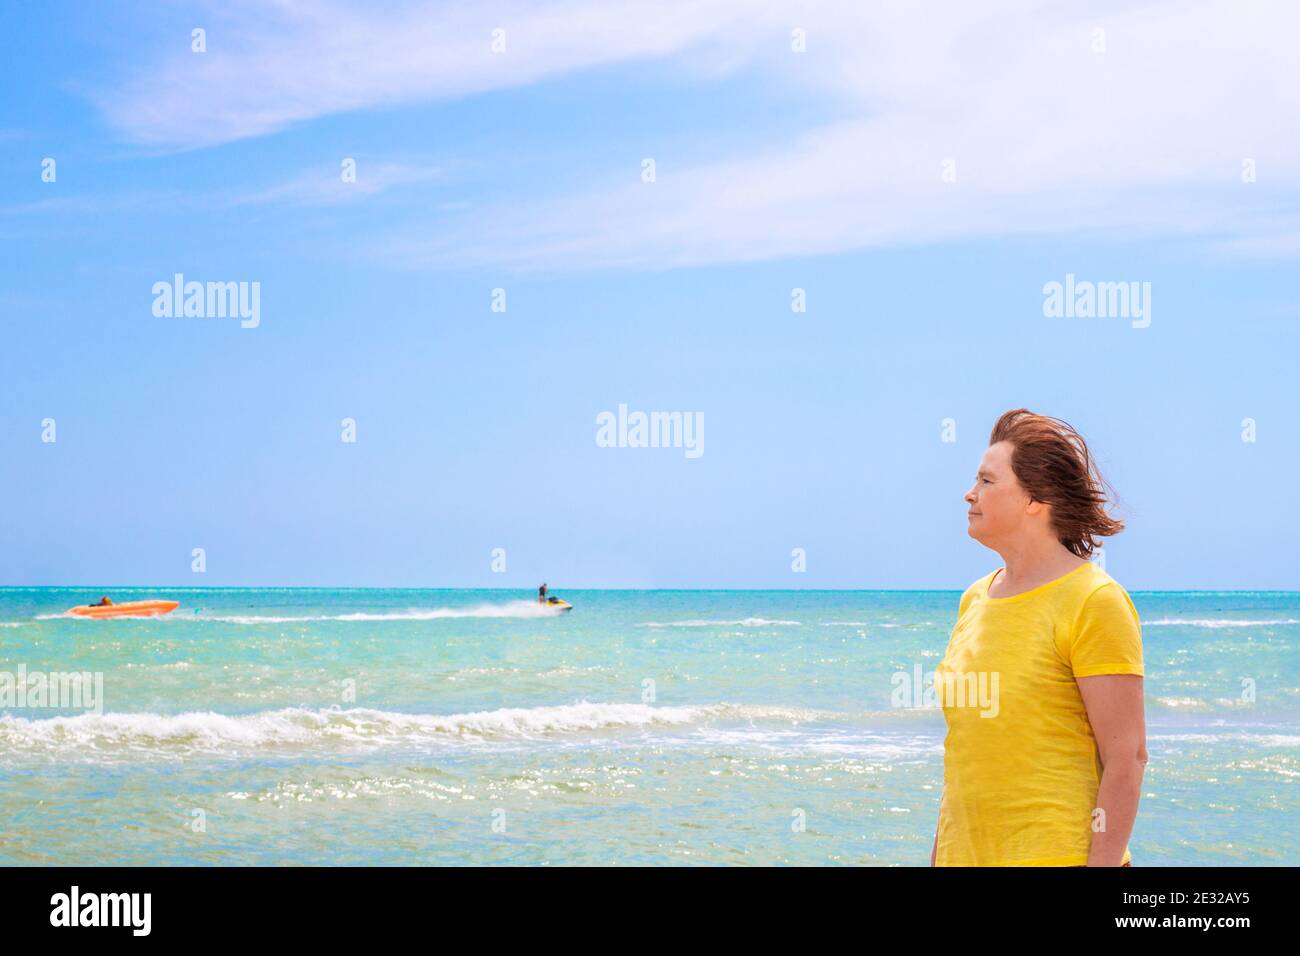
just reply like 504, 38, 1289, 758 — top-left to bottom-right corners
931, 409, 1146, 867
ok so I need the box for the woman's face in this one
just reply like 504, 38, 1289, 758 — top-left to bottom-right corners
964, 441, 1030, 544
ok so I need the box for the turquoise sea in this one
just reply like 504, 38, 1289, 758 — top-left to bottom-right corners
0, 587, 1296, 866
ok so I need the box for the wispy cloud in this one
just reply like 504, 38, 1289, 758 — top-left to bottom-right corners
96, 0, 775, 150
1, 160, 442, 217
0, 189, 189, 218
92, 0, 1300, 269
225, 161, 444, 207
370, 0, 1300, 270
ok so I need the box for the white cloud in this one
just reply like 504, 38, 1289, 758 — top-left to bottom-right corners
98, 0, 776, 149
95, 0, 1300, 268
373, 0, 1300, 270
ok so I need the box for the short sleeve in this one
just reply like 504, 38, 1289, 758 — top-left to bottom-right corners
957, 585, 975, 619
1066, 582, 1144, 678
955, 577, 983, 621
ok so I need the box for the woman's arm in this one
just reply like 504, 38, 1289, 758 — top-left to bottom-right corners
931, 787, 942, 866
1077, 674, 1147, 866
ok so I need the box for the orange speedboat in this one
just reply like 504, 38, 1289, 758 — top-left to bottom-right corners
67, 600, 180, 619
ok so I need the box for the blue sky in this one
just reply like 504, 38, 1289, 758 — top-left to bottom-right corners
1, 1, 1297, 589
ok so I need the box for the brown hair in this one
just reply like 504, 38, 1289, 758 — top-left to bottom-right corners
988, 409, 1124, 558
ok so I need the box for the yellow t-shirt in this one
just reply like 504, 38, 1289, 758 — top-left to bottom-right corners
934, 561, 1144, 866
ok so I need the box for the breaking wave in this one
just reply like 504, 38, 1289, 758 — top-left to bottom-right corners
0, 701, 826, 758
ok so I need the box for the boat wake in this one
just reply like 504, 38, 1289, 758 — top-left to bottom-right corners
175, 601, 564, 624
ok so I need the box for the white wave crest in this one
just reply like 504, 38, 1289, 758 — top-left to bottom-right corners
638, 618, 801, 628
0, 701, 824, 758
817, 621, 934, 628
1143, 618, 1300, 628
1150, 732, 1300, 746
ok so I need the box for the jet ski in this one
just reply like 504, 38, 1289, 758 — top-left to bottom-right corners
544, 596, 572, 613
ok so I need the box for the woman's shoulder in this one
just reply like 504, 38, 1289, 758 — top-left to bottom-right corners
1068, 562, 1141, 627
1063, 564, 1145, 672
1071, 560, 1132, 598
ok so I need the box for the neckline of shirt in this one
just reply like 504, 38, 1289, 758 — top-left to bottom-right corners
984, 561, 1094, 603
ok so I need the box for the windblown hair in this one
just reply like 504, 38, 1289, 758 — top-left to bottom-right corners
988, 409, 1125, 558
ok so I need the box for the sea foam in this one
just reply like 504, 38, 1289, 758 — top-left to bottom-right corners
195, 601, 567, 624
638, 618, 801, 628
1142, 618, 1300, 628
0, 701, 824, 758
